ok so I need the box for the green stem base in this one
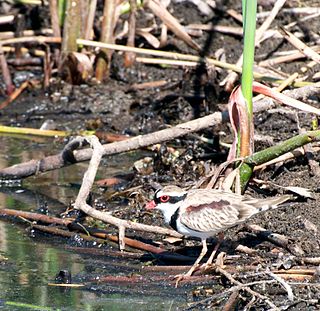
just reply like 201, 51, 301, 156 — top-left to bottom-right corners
240, 130, 320, 191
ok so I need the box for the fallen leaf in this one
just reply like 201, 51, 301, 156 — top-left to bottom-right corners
163, 237, 183, 244
284, 186, 314, 199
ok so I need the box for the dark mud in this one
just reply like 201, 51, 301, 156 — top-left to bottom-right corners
1, 0, 320, 309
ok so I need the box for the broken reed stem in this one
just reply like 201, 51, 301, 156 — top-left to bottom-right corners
95, 0, 117, 81
0, 125, 69, 136
0, 44, 14, 95
49, 0, 61, 38
145, 0, 200, 51
60, 0, 80, 57
84, 0, 97, 40
0, 80, 30, 110
280, 27, 320, 64
124, 0, 137, 67
259, 45, 320, 67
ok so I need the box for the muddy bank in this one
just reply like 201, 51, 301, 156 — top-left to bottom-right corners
1, 0, 320, 310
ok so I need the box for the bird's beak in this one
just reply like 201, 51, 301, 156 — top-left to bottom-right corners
145, 200, 156, 209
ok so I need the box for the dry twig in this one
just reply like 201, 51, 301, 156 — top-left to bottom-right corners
245, 224, 305, 257
280, 27, 320, 64
266, 271, 294, 301
184, 272, 278, 310
216, 267, 279, 310
144, 0, 200, 51
222, 0, 287, 91
0, 80, 31, 110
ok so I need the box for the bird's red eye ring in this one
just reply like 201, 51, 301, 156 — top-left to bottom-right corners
160, 195, 170, 203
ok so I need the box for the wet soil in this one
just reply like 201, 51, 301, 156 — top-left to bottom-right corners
1, 0, 320, 309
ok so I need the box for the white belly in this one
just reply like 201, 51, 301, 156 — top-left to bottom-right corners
176, 218, 219, 240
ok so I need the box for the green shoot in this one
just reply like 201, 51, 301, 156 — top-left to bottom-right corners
241, 0, 257, 120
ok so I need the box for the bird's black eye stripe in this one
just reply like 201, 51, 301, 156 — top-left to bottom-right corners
169, 194, 187, 203
154, 193, 187, 204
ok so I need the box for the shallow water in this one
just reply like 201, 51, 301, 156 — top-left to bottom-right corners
0, 221, 183, 310
0, 136, 186, 310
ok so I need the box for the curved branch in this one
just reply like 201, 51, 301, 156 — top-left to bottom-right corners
73, 136, 182, 249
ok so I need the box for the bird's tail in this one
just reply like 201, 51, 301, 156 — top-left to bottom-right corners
244, 195, 293, 213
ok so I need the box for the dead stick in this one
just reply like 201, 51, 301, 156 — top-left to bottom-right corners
0, 80, 30, 110
32, 224, 117, 246
298, 257, 320, 265
222, 290, 239, 311
70, 223, 167, 254
245, 224, 305, 256
0, 44, 14, 95
0, 112, 223, 179
0, 207, 180, 253
93, 274, 215, 286
95, 232, 164, 254
184, 279, 277, 310
0, 208, 72, 226
67, 245, 192, 262
143, 264, 316, 276
0, 84, 318, 180
66, 246, 146, 259
92, 275, 145, 284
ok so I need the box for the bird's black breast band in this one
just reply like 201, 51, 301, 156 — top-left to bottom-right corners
169, 208, 180, 231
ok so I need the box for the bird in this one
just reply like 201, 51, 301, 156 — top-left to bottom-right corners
145, 185, 292, 279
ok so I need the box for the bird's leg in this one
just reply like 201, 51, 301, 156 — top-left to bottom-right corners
185, 239, 208, 276
204, 232, 224, 268
174, 239, 208, 287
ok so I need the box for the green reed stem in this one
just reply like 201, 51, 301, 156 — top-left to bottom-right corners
241, 0, 257, 119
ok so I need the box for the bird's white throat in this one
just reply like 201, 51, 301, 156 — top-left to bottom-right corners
156, 202, 181, 224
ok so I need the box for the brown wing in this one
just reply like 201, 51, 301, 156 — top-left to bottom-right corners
179, 190, 258, 233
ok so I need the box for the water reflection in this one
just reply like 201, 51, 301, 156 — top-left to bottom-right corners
0, 136, 185, 310
0, 189, 184, 310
